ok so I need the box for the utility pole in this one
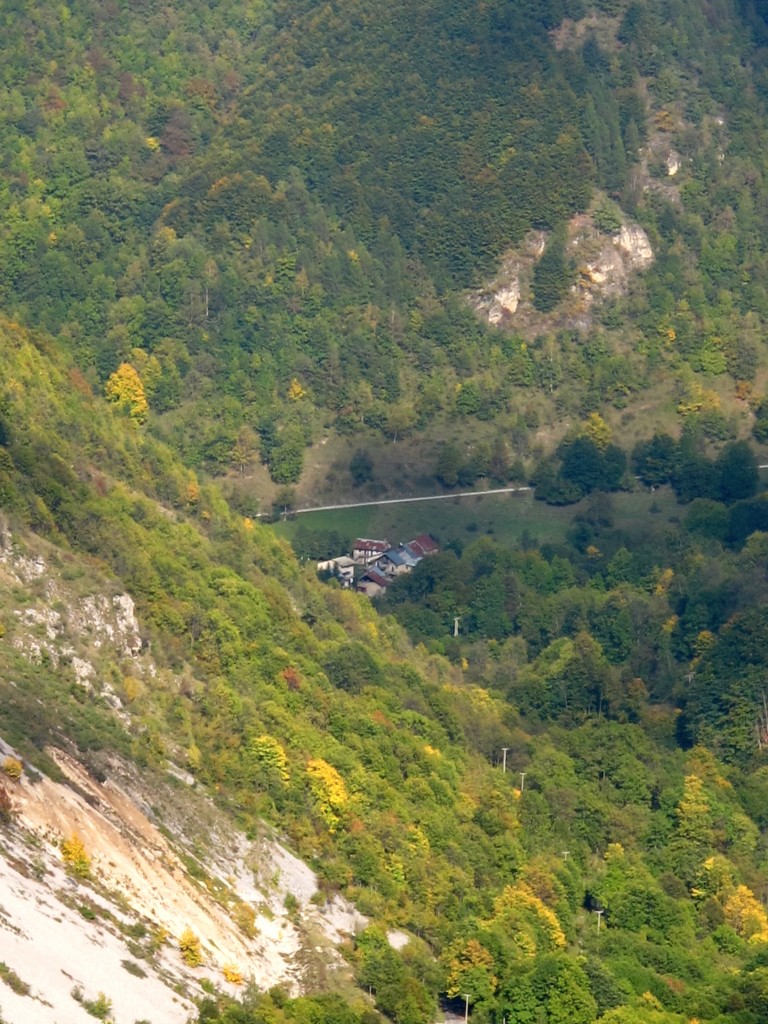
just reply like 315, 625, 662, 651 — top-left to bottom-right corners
561, 850, 570, 860
595, 909, 604, 933
519, 771, 526, 792
463, 994, 471, 1024
501, 747, 509, 773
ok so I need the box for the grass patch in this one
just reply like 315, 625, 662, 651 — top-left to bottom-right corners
0, 962, 31, 996
121, 959, 147, 978
274, 485, 686, 554
274, 490, 562, 550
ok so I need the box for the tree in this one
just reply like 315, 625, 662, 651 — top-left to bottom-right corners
633, 434, 677, 486
350, 449, 374, 485
532, 231, 573, 313
442, 937, 497, 1003
61, 833, 91, 880
272, 487, 297, 515
672, 455, 720, 503
323, 642, 383, 692
490, 436, 511, 482
387, 401, 417, 442
380, 977, 435, 1024
268, 426, 305, 484
306, 758, 349, 831
717, 441, 758, 502
723, 885, 768, 943
105, 363, 148, 424
436, 443, 462, 487
583, 412, 611, 451
560, 437, 605, 493
247, 734, 289, 783
532, 955, 597, 1024
231, 425, 259, 476
752, 397, 768, 442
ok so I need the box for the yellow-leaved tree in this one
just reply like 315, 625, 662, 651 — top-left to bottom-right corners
583, 411, 611, 450
306, 758, 348, 831
442, 936, 497, 1002
676, 774, 712, 847
490, 880, 566, 955
105, 362, 148, 423
723, 885, 768, 943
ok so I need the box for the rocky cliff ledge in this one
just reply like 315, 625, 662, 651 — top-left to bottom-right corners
470, 207, 654, 333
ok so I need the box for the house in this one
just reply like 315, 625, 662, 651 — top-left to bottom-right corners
407, 533, 440, 559
316, 555, 356, 586
352, 538, 390, 565
376, 545, 421, 578
356, 567, 390, 598
317, 533, 439, 596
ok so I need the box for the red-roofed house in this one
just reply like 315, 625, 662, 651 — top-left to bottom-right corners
406, 534, 440, 558
352, 538, 391, 564
356, 567, 391, 598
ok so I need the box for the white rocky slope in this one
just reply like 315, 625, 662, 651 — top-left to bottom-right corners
0, 523, 365, 1024
0, 746, 364, 1024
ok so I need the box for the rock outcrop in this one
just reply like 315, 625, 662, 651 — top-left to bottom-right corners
470, 210, 654, 331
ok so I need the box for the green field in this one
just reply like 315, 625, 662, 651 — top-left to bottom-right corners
272, 485, 685, 552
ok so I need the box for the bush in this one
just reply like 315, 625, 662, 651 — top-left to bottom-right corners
83, 992, 113, 1020
61, 833, 91, 880
222, 963, 244, 985
179, 927, 204, 967
350, 449, 373, 485
1, 757, 22, 781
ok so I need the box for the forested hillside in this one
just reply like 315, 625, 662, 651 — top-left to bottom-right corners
4, 0, 768, 495
1, 0, 768, 1023
2, 311, 768, 1024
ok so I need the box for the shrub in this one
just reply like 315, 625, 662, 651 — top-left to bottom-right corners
222, 963, 244, 985
233, 902, 257, 938
83, 992, 113, 1020
1, 757, 22, 781
147, 925, 169, 956
61, 833, 91, 880
178, 927, 204, 967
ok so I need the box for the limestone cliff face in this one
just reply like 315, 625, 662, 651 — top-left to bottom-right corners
469, 211, 654, 332
579, 222, 654, 301
617, 224, 654, 268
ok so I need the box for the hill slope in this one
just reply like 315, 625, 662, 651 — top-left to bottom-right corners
0, 316, 767, 1024
3, 0, 768, 503
0, 2, 768, 1022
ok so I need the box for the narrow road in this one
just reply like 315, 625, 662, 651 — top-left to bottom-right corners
278, 463, 768, 517
290, 485, 532, 515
